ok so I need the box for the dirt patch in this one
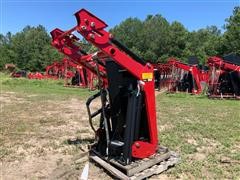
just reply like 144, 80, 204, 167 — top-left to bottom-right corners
158, 123, 174, 132
197, 138, 221, 154
187, 138, 221, 162
188, 152, 206, 161
186, 137, 198, 146
0, 91, 110, 180
0, 91, 26, 106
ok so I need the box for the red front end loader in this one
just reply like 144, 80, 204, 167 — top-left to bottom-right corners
207, 54, 240, 99
168, 58, 208, 94
51, 9, 179, 179
63, 58, 97, 90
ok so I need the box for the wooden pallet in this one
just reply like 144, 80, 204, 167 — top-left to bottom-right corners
89, 147, 180, 180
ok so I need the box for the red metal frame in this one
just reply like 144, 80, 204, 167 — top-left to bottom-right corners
45, 61, 65, 79
51, 9, 158, 159
167, 58, 208, 94
62, 58, 87, 87
207, 56, 240, 98
50, 28, 108, 87
62, 58, 97, 90
153, 63, 172, 90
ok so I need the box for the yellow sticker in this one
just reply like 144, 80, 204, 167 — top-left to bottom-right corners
142, 73, 153, 80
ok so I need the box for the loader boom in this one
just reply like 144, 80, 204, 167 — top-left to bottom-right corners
50, 8, 179, 179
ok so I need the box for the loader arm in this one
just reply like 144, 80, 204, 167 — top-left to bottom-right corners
168, 58, 202, 94
74, 9, 158, 158
51, 28, 108, 86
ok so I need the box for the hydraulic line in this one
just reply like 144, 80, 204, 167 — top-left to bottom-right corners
95, 58, 110, 156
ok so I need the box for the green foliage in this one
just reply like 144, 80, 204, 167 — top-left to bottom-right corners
223, 6, 240, 54
111, 6, 239, 64
0, 25, 62, 71
0, 6, 239, 70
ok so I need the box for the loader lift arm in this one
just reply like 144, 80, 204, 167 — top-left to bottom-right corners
51, 28, 108, 87
51, 8, 179, 179
168, 58, 206, 94
207, 56, 240, 98
51, 9, 158, 159
74, 9, 158, 158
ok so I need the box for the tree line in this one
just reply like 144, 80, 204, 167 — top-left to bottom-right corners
110, 6, 240, 64
0, 6, 239, 71
0, 25, 62, 71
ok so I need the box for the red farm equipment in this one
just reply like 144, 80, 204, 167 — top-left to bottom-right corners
207, 54, 240, 99
27, 58, 97, 90
45, 61, 65, 79
11, 70, 27, 78
28, 72, 45, 79
5, 64, 27, 78
153, 63, 172, 91
27, 60, 64, 80
62, 58, 97, 90
50, 8, 179, 179
167, 57, 208, 94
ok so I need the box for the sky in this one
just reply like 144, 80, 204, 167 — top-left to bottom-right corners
0, 0, 239, 35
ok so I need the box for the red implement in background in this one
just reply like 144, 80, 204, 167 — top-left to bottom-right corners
62, 58, 97, 90
153, 63, 172, 91
167, 58, 208, 94
45, 61, 65, 79
207, 56, 240, 99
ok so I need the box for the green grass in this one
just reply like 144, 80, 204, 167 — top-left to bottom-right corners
0, 72, 94, 100
156, 93, 240, 178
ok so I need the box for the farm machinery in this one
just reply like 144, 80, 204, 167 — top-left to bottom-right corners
62, 58, 97, 90
51, 8, 179, 179
45, 60, 65, 79
27, 58, 97, 90
207, 54, 240, 99
167, 57, 208, 94
153, 63, 172, 91
28, 59, 65, 80
28, 60, 64, 80
5, 64, 27, 78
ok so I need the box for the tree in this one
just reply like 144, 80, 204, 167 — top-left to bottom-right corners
223, 6, 240, 54
182, 26, 222, 64
110, 17, 144, 56
142, 14, 171, 62
168, 21, 188, 59
0, 25, 62, 71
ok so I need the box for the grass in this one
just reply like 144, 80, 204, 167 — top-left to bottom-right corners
0, 72, 94, 100
1, 73, 240, 179
156, 93, 240, 178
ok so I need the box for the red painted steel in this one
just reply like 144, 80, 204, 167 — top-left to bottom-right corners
168, 58, 208, 94
207, 56, 240, 98
153, 63, 172, 90
62, 58, 97, 90
51, 9, 159, 158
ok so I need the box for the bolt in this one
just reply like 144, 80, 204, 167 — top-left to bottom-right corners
135, 143, 140, 148
89, 33, 95, 40
90, 22, 95, 28
84, 19, 89, 24
81, 26, 87, 31
109, 34, 113, 39
146, 63, 152, 68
